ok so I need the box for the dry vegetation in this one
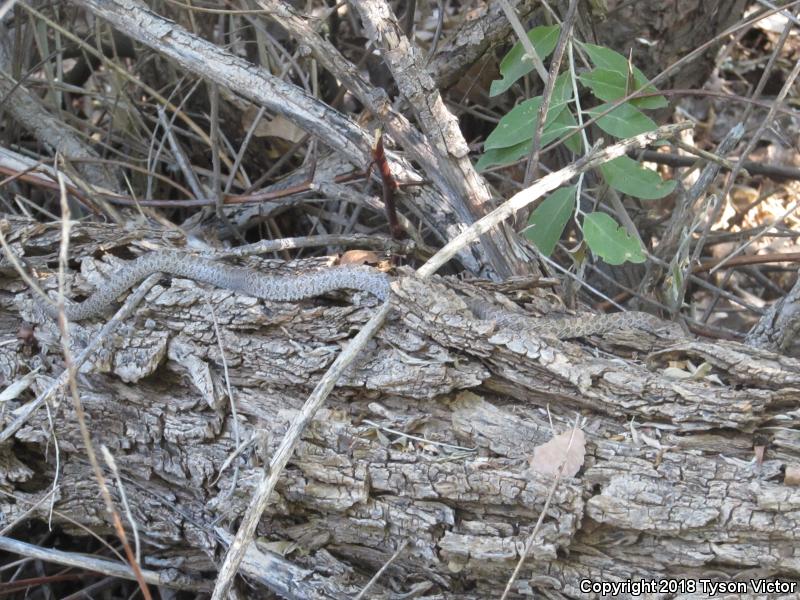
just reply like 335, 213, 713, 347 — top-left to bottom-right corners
1, 0, 800, 598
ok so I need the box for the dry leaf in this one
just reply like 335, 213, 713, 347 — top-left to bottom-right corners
529, 428, 586, 478
340, 250, 381, 265
754, 444, 766, 467
245, 110, 305, 142
640, 432, 662, 449
785, 465, 800, 486
447, 559, 467, 573
258, 539, 298, 556
663, 367, 693, 380
663, 361, 712, 381
690, 362, 712, 380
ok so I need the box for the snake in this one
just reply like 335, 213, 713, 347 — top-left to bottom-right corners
464, 299, 683, 340
35, 251, 391, 322
34, 250, 680, 340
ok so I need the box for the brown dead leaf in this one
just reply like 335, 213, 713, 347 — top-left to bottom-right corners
663, 360, 714, 382
754, 444, 766, 467
339, 250, 382, 265
529, 428, 586, 478
243, 109, 305, 142
257, 539, 298, 556
785, 465, 800, 486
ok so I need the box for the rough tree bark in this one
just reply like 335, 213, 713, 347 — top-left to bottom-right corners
2, 217, 799, 598
0, 1, 788, 598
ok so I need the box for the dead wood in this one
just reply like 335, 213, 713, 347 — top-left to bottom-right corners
2, 217, 800, 598
0, 25, 121, 197
70, 0, 535, 281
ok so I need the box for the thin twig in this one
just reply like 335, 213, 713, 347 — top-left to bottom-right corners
709, 57, 800, 276
101, 447, 141, 564
499, 417, 581, 600
210, 299, 392, 600
209, 82, 246, 243
0, 270, 162, 443
496, 0, 549, 83
52, 175, 152, 600
361, 420, 476, 452
0, 536, 211, 592
156, 106, 204, 200
634, 149, 800, 181
207, 300, 241, 500
0, 488, 58, 537
418, 123, 690, 278
354, 539, 409, 600
0, 489, 126, 563
523, 0, 579, 186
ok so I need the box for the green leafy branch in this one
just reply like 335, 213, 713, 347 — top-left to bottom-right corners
478, 25, 676, 265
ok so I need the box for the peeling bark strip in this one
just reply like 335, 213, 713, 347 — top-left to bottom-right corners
371, 130, 406, 241
2, 218, 800, 597
350, 0, 538, 278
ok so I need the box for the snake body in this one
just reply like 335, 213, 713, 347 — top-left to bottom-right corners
39, 251, 391, 321
38, 251, 679, 340
465, 299, 682, 340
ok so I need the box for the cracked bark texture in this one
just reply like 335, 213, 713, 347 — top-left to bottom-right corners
2, 218, 800, 598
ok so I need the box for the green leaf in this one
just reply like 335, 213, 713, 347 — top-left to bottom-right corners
485, 97, 542, 149
549, 107, 582, 154
598, 155, 676, 199
490, 25, 561, 97
525, 185, 576, 256
485, 86, 573, 150
583, 212, 645, 265
475, 139, 531, 171
550, 70, 575, 105
632, 93, 669, 111
476, 108, 579, 170
579, 68, 668, 110
587, 102, 656, 138
580, 43, 637, 73
578, 68, 629, 102
479, 72, 577, 163
577, 43, 667, 108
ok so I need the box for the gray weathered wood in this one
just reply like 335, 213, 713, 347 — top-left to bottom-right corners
2, 218, 799, 598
